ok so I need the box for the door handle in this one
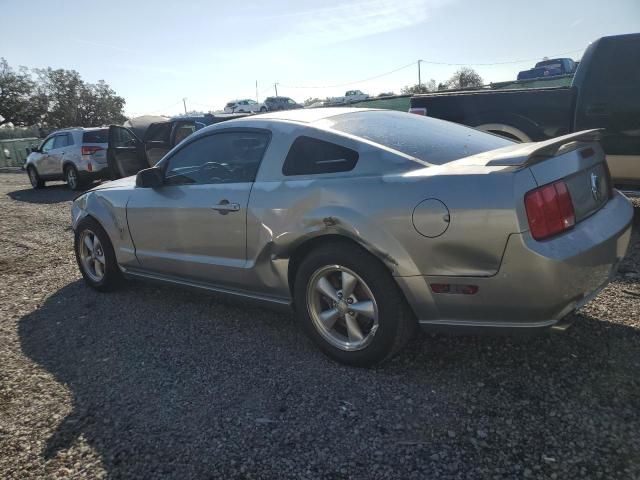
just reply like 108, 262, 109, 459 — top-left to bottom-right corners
212, 199, 240, 215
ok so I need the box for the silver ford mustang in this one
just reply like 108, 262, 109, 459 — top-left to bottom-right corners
71, 108, 633, 366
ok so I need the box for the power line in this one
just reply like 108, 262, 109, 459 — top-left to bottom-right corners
278, 48, 584, 90
280, 61, 417, 89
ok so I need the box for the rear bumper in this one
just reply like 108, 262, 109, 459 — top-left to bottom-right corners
77, 160, 110, 180
397, 191, 634, 333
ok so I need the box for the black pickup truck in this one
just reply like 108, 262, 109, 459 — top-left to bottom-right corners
410, 33, 640, 188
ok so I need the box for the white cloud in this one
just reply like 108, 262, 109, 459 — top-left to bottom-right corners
262, 0, 451, 47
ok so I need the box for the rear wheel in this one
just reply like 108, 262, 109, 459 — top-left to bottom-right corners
260, 106, 267, 112
294, 242, 416, 367
65, 164, 85, 191
74, 217, 123, 291
27, 166, 45, 189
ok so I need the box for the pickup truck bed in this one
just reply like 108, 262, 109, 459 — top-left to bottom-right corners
413, 86, 576, 142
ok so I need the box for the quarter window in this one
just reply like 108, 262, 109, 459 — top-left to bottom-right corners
282, 136, 358, 176
164, 131, 270, 185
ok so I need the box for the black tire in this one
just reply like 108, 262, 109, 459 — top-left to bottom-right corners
294, 241, 416, 367
74, 217, 124, 292
65, 164, 86, 191
260, 106, 267, 112
27, 166, 45, 189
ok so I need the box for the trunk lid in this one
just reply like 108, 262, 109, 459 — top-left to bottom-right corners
453, 129, 611, 226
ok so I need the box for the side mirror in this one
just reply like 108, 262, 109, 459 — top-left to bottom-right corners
136, 167, 164, 188
31, 146, 39, 153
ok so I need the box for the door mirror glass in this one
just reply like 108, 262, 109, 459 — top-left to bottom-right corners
136, 167, 164, 188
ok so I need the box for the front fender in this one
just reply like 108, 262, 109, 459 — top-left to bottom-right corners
71, 189, 137, 267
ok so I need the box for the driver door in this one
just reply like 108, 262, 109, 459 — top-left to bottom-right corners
126, 129, 270, 288
33, 136, 56, 175
107, 125, 147, 178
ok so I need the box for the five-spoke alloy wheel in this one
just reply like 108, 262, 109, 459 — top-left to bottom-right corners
74, 217, 122, 291
294, 241, 415, 367
307, 265, 379, 351
79, 229, 106, 282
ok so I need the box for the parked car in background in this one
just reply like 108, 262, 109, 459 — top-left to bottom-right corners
517, 58, 577, 80
307, 100, 327, 108
410, 33, 640, 189
71, 108, 632, 366
224, 99, 266, 113
108, 113, 248, 179
264, 96, 303, 111
25, 127, 110, 190
329, 90, 369, 105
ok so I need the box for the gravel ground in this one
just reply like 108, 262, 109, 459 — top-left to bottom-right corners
0, 171, 639, 480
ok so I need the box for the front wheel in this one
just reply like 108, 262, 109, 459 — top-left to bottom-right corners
27, 166, 45, 189
74, 217, 123, 291
294, 243, 416, 367
259, 106, 267, 112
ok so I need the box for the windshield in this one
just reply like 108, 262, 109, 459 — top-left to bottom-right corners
323, 110, 512, 165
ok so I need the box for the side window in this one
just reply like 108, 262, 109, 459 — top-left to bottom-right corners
113, 128, 138, 148
164, 131, 270, 186
40, 137, 55, 153
53, 134, 69, 149
146, 123, 171, 143
287, 98, 295, 104
282, 136, 359, 176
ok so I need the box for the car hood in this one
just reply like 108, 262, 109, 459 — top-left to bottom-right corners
90, 175, 136, 191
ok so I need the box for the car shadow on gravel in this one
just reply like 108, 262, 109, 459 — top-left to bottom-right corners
7, 184, 91, 204
18, 279, 640, 479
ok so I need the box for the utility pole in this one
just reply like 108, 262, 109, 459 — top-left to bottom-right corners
417, 60, 422, 90
182, 98, 187, 115
256, 80, 259, 103
274, 82, 279, 96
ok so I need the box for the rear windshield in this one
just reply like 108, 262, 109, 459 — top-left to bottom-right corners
323, 110, 512, 165
82, 129, 108, 143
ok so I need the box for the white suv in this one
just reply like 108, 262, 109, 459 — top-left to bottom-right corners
25, 128, 110, 190
223, 99, 266, 113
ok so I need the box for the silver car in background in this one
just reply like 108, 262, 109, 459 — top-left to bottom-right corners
71, 108, 633, 366
26, 127, 110, 190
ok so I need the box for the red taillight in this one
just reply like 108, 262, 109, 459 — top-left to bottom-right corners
408, 107, 426, 116
524, 180, 575, 240
82, 146, 103, 155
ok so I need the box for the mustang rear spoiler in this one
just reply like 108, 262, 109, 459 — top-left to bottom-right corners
486, 129, 603, 167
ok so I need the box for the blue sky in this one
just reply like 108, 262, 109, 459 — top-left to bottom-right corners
2, 0, 639, 117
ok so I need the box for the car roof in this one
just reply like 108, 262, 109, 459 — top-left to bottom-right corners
237, 107, 381, 124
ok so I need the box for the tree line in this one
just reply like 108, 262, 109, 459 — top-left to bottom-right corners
400, 67, 484, 94
0, 58, 126, 132
304, 67, 484, 105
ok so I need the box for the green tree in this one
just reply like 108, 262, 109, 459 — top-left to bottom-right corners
0, 58, 47, 126
444, 67, 484, 90
400, 79, 436, 94
0, 59, 126, 129
36, 68, 126, 128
